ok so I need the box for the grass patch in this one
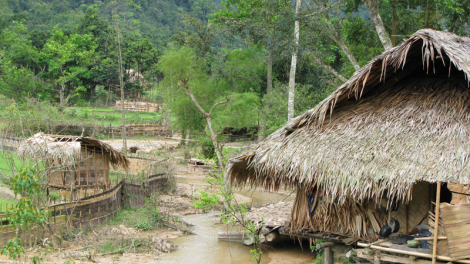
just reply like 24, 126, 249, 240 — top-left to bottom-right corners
67, 107, 161, 126
98, 237, 154, 254
108, 206, 162, 231
0, 197, 15, 213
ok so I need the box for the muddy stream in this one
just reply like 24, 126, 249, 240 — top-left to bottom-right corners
156, 170, 314, 264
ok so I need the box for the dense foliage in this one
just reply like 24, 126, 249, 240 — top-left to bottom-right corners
0, 0, 468, 141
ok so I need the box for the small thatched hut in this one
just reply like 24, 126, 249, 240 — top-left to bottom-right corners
228, 29, 470, 261
18, 133, 129, 198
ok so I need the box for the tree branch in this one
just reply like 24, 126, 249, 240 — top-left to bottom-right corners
310, 0, 360, 71
308, 51, 348, 83
209, 97, 230, 117
185, 90, 208, 116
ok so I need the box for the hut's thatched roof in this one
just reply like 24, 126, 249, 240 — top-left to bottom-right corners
18, 133, 129, 169
228, 29, 470, 203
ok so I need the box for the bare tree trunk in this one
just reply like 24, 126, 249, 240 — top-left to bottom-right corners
324, 15, 360, 71
392, 0, 398, 46
117, 28, 127, 156
206, 115, 224, 168
59, 84, 65, 106
362, 0, 393, 50
267, 46, 273, 94
288, 0, 301, 121
183, 85, 229, 168
311, 0, 360, 71
258, 45, 274, 142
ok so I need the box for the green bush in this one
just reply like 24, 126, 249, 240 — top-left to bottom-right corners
191, 190, 219, 213
134, 219, 152, 231
199, 137, 215, 159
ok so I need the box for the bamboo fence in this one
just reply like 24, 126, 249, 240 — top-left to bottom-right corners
0, 173, 167, 247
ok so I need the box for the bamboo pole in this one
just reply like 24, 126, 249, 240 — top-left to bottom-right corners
78, 155, 81, 188
415, 236, 447, 241
432, 182, 442, 264
86, 145, 89, 197
102, 148, 107, 189
356, 242, 470, 263
93, 148, 97, 186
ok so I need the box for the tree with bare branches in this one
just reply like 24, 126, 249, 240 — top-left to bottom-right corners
158, 47, 260, 168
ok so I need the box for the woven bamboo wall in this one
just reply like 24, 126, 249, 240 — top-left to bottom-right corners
48, 147, 110, 191
391, 181, 431, 233
448, 183, 470, 204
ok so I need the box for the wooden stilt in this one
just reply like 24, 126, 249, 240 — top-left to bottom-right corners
93, 148, 98, 187
85, 145, 89, 197
324, 247, 333, 264
432, 182, 442, 264
317, 242, 335, 264
405, 203, 408, 233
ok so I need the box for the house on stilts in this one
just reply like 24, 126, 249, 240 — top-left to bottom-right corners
227, 29, 470, 263
18, 133, 129, 200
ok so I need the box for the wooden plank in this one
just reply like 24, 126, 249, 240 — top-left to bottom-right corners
441, 203, 470, 211
357, 242, 470, 263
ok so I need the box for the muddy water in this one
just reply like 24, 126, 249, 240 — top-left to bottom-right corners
159, 213, 314, 264
156, 170, 310, 263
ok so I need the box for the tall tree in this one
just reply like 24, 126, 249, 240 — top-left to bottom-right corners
158, 47, 229, 167
362, 0, 392, 50
287, 0, 301, 121
41, 27, 96, 106
158, 47, 260, 166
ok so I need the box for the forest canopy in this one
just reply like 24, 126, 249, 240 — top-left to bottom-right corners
0, 0, 469, 147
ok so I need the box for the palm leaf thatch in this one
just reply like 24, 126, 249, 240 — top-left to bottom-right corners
228, 29, 470, 204
18, 133, 129, 169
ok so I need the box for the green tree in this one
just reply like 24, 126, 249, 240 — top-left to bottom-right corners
158, 47, 260, 166
0, 55, 40, 102
40, 27, 96, 105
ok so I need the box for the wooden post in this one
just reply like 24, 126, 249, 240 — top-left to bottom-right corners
85, 145, 89, 187
102, 148, 107, 190
93, 148, 97, 186
325, 247, 333, 264
432, 182, 442, 264
71, 171, 75, 201
317, 242, 335, 264
405, 203, 408, 234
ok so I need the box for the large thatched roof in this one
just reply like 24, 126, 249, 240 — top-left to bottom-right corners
18, 133, 129, 169
228, 29, 470, 203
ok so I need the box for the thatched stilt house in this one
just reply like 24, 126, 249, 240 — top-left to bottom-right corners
18, 133, 129, 199
228, 29, 470, 262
